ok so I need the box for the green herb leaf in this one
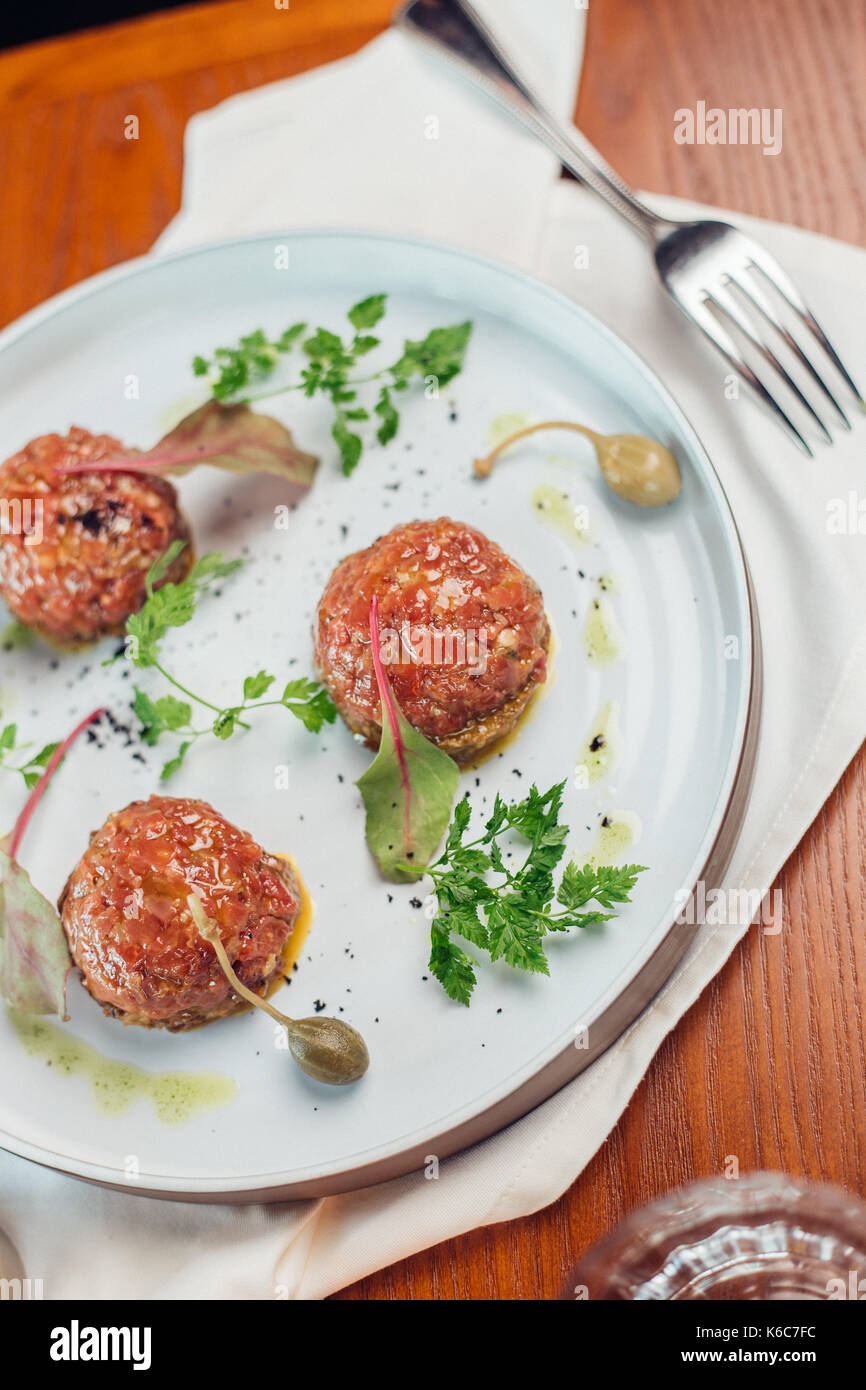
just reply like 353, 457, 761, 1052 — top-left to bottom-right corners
25, 743, 60, 771
348, 294, 387, 332
243, 671, 275, 701
160, 741, 192, 781
332, 412, 363, 476
280, 679, 337, 733
389, 321, 473, 389
557, 861, 648, 915
276, 322, 307, 351
356, 595, 459, 882
132, 689, 192, 745
212, 709, 240, 741
303, 327, 348, 363
145, 539, 188, 595
374, 385, 400, 446
196, 327, 285, 398
428, 922, 478, 1006
486, 900, 550, 975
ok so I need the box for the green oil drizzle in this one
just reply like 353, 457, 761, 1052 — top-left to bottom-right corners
487, 411, 533, 447
156, 391, 207, 434
589, 810, 642, 867
582, 594, 625, 666
9, 1013, 237, 1126
1, 620, 34, 652
531, 483, 591, 547
577, 700, 623, 786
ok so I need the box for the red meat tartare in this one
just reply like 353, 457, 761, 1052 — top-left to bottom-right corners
59, 796, 300, 1031
0, 427, 190, 646
314, 517, 550, 763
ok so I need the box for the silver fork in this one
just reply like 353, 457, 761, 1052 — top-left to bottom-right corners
397, 0, 863, 456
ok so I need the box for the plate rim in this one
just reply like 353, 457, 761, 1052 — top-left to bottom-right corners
0, 228, 761, 1198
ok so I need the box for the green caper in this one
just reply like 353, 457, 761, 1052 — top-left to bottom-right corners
475, 419, 681, 509
286, 1016, 370, 1086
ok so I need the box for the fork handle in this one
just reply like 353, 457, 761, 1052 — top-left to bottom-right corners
397, 0, 672, 245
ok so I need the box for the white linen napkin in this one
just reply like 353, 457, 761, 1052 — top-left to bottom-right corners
155, 0, 585, 270
3, 2, 866, 1300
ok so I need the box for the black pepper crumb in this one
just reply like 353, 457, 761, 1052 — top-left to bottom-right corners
589, 735, 604, 751
313, 999, 326, 1013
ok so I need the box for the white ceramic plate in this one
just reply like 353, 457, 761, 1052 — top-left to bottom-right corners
0, 232, 758, 1199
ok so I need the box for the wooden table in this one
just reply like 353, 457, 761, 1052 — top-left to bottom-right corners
2, 0, 864, 1300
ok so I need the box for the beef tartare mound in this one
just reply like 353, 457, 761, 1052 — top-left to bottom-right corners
59, 796, 300, 1031
0, 427, 190, 646
314, 517, 550, 763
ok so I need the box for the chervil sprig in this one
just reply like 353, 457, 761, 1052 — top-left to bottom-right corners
117, 545, 336, 779
412, 780, 647, 1005
191, 295, 473, 475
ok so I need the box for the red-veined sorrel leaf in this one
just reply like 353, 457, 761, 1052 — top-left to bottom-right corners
0, 706, 104, 1016
356, 595, 459, 882
0, 852, 70, 1016
60, 401, 319, 488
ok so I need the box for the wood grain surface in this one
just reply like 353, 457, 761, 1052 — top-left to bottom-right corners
0, 0, 863, 1300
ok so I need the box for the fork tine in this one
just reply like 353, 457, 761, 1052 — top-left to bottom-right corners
747, 246, 865, 408
684, 298, 813, 456
707, 286, 833, 445
731, 273, 852, 430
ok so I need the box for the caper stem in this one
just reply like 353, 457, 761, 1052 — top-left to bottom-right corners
474, 420, 602, 477
187, 893, 295, 1029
